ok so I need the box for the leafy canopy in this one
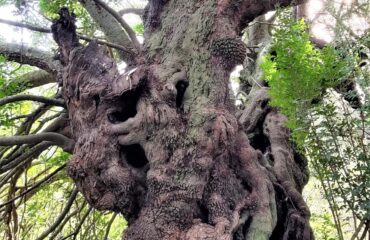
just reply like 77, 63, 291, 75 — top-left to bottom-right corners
260, 13, 347, 144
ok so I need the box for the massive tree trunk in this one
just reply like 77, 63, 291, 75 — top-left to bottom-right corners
52, 1, 312, 239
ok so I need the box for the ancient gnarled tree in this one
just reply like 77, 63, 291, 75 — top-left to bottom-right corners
1, 0, 313, 239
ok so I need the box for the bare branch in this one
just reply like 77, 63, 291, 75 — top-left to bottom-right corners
35, 188, 78, 240
41, 113, 71, 137
1, 70, 56, 96
48, 209, 79, 240
61, 206, 93, 240
16, 70, 56, 88
0, 42, 57, 73
351, 220, 366, 240
0, 133, 74, 152
31, 112, 63, 134
118, 8, 144, 16
16, 104, 51, 136
0, 18, 132, 55
78, 0, 138, 64
0, 18, 50, 33
78, 34, 134, 53
0, 143, 52, 193
227, 0, 307, 30
2, 113, 71, 166
0, 94, 65, 107
93, 0, 141, 49
103, 213, 117, 240
0, 164, 66, 209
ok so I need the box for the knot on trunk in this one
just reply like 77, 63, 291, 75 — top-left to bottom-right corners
51, 7, 80, 65
211, 38, 247, 69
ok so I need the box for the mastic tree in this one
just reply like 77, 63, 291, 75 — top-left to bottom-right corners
1, 0, 352, 239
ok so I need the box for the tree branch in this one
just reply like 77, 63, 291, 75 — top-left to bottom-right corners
2, 70, 56, 95
78, 34, 134, 53
0, 133, 74, 152
103, 213, 117, 240
0, 18, 133, 55
93, 0, 141, 49
78, 0, 138, 64
0, 94, 65, 107
0, 18, 50, 33
0, 164, 66, 209
61, 207, 93, 240
351, 220, 366, 240
1, 113, 71, 167
118, 8, 144, 16
0, 142, 52, 176
31, 112, 63, 134
16, 104, 51, 135
48, 209, 80, 240
226, 0, 307, 31
0, 42, 57, 73
35, 188, 78, 240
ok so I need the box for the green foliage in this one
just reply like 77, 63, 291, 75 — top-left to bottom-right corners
47, 150, 71, 167
39, 0, 96, 36
0, 56, 28, 129
0, 55, 8, 98
261, 12, 370, 239
133, 23, 144, 35
39, 0, 78, 18
260, 14, 348, 144
307, 96, 370, 220
14, 175, 127, 239
311, 212, 339, 240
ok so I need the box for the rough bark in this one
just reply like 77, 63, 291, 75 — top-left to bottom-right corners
53, 1, 312, 240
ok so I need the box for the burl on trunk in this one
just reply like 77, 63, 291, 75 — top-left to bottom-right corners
52, 1, 312, 239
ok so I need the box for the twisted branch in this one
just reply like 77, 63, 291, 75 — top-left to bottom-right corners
0, 133, 74, 152
0, 94, 65, 107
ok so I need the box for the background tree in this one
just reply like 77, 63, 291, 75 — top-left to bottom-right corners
0, 0, 368, 240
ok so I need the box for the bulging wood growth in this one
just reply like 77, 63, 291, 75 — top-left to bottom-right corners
52, 1, 312, 239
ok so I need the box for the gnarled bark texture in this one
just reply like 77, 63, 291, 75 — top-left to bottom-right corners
52, 1, 312, 239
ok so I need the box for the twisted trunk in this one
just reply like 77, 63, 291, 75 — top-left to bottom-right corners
52, 1, 312, 239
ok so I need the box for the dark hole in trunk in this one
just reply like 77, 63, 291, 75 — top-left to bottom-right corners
248, 128, 270, 153
108, 88, 142, 124
260, 99, 268, 109
120, 144, 148, 169
195, 202, 209, 224
241, 180, 252, 192
270, 183, 289, 239
93, 95, 100, 108
232, 212, 252, 240
176, 80, 189, 108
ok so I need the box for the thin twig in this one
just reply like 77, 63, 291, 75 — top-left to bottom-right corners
0, 142, 53, 173
103, 213, 117, 240
60, 207, 93, 240
0, 164, 66, 209
351, 220, 366, 240
35, 188, 78, 240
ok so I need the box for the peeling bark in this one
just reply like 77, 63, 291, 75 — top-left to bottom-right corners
53, 1, 312, 239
